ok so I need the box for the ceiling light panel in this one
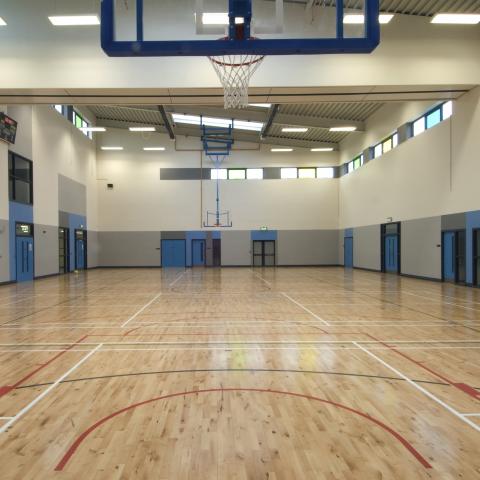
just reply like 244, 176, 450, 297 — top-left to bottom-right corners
282, 127, 308, 133
431, 14, 480, 24
48, 15, 100, 26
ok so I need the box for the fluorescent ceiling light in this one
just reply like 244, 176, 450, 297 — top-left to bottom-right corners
143, 147, 166, 151
431, 13, 480, 24
48, 15, 100, 26
330, 126, 357, 132
271, 148, 293, 152
311, 148, 334, 152
101, 146, 123, 151
201, 13, 244, 25
129, 127, 156, 132
171, 113, 263, 132
80, 127, 106, 132
0, 17, 7, 26
249, 103, 271, 108
282, 127, 308, 133
343, 14, 394, 24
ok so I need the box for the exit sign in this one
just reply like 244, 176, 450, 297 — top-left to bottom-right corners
260, 227, 268, 231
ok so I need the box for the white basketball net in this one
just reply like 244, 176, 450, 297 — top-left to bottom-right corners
209, 53, 265, 109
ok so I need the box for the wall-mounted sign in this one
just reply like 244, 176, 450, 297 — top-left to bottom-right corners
260, 226, 268, 231
0, 112, 17, 144
16, 223, 32, 236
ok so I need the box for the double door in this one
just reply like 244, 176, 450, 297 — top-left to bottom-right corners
253, 240, 275, 267
473, 229, 480, 287
59, 227, 69, 273
75, 230, 87, 270
442, 230, 466, 283
15, 223, 34, 282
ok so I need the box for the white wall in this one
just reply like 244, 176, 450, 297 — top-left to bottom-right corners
0, 1, 479, 93
339, 87, 480, 228
97, 128, 339, 231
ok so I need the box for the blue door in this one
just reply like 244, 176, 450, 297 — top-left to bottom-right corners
192, 240, 205, 266
344, 237, 353, 268
162, 240, 186, 268
443, 232, 456, 282
384, 235, 398, 273
75, 239, 85, 270
16, 236, 34, 282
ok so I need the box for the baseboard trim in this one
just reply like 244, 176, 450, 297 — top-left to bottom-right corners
400, 273, 442, 282
353, 266, 382, 273
0, 280, 15, 286
97, 265, 162, 269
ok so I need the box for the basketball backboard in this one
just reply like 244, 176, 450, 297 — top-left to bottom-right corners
101, 0, 380, 57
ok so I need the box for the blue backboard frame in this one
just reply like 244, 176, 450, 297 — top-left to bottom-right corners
101, 0, 380, 57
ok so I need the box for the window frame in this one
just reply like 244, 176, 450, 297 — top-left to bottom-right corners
8, 151, 33, 205
298, 167, 316, 179
316, 167, 335, 179
246, 168, 263, 180
210, 168, 228, 180
280, 167, 298, 179
412, 102, 451, 138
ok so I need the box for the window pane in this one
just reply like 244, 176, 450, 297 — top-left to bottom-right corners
9, 178, 14, 201
347, 162, 354, 174
385, 223, 399, 234
426, 109, 441, 129
14, 156, 31, 181
442, 101, 453, 120
413, 117, 425, 136
281, 168, 297, 179
228, 169, 246, 180
211, 169, 227, 180
247, 168, 263, 179
359, 154, 364, 166
298, 168, 316, 179
383, 138, 392, 153
392, 133, 399, 148
75, 113, 83, 129
54, 104, 63, 114
353, 158, 360, 169
317, 167, 334, 179
374, 144, 383, 158
82, 119, 88, 129
14, 180, 31, 204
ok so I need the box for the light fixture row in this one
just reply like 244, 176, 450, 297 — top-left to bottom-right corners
101, 146, 166, 151
271, 148, 334, 153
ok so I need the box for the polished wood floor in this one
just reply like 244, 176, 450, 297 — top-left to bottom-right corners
0, 267, 479, 479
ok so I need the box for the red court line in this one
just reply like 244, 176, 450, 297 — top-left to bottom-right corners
0, 335, 89, 398
364, 333, 479, 400
54, 387, 432, 471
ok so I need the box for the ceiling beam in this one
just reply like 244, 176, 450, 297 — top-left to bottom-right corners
158, 105, 175, 140
261, 104, 279, 139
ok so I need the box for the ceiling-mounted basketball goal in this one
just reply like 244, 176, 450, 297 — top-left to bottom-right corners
101, 0, 381, 109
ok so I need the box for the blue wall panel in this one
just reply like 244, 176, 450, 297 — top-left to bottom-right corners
9, 202, 33, 281
251, 230, 278, 241
68, 213, 87, 272
162, 240, 186, 268
466, 210, 480, 284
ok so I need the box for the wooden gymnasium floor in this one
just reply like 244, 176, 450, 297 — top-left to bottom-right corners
0, 267, 479, 479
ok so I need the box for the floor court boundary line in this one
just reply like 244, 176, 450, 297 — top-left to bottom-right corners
0, 343, 103, 434
120, 293, 163, 328
251, 270, 273, 288
168, 270, 187, 288
352, 341, 480, 433
463, 413, 480, 417
281, 292, 330, 326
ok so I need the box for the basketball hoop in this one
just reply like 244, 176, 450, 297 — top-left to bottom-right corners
209, 40, 265, 109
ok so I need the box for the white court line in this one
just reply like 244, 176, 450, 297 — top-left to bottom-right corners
251, 270, 273, 288
403, 291, 480, 312
120, 293, 163, 328
0, 343, 103, 434
281, 293, 330, 326
352, 341, 480, 433
0, 417, 13, 420
463, 413, 480, 417
168, 270, 187, 288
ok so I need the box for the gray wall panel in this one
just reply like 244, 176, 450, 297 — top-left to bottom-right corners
99, 232, 161, 267
402, 217, 441, 279
277, 230, 339, 265
221, 231, 251, 266
59, 211, 69, 228
58, 175, 86, 216
354, 225, 381, 271
87, 230, 99, 268
338, 229, 345, 266
34, 224, 59, 277
0, 219, 9, 282
442, 213, 466, 231
161, 231, 186, 240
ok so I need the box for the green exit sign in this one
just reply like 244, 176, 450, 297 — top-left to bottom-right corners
260, 227, 268, 231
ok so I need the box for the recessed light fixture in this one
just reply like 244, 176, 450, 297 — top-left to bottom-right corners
129, 127, 156, 132
282, 127, 308, 133
171, 113, 263, 132
80, 127, 106, 132
48, 15, 100, 26
200, 13, 244, 25
330, 126, 357, 132
143, 147, 166, 151
431, 13, 480, 24
249, 103, 272, 108
343, 13, 394, 24
0, 17, 7, 26
271, 148, 293, 152
101, 146, 123, 151
311, 148, 334, 152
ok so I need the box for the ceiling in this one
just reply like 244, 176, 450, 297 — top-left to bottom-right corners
308, 0, 480, 16
89, 101, 386, 149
